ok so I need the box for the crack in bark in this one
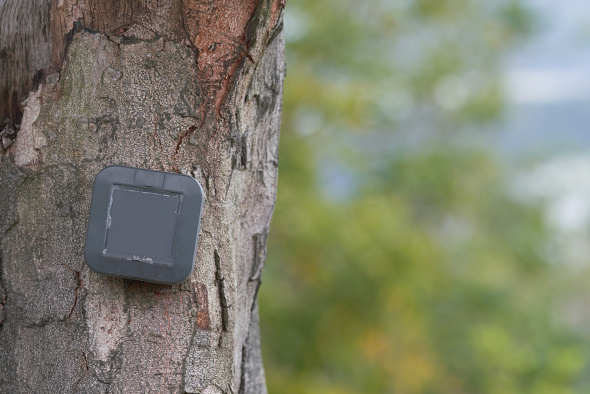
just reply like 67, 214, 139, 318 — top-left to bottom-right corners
238, 344, 248, 394
267, 0, 286, 41
214, 40, 250, 119
23, 317, 66, 328
1, 219, 18, 236
195, 282, 210, 330
267, 20, 284, 48
15, 373, 38, 394
61, 264, 82, 320
82, 351, 89, 371
175, 124, 197, 155
0, 252, 5, 329
214, 250, 229, 332
249, 231, 268, 282
237, 296, 262, 394
70, 352, 90, 394
230, 130, 249, 171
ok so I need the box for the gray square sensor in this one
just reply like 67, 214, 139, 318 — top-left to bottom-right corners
84, 166, 204, 284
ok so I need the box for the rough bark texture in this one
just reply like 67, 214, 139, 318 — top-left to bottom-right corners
0, 0, 285, 392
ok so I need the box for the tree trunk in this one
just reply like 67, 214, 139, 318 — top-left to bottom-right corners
0, 1, 285, 392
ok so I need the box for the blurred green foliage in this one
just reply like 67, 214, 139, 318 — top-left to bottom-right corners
260, 0, 588, 393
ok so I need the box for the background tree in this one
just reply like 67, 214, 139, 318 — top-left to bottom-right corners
0, 1, 284, 392
261, 0, 590, 393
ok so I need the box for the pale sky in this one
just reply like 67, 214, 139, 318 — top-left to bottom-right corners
504, 0, 590, 105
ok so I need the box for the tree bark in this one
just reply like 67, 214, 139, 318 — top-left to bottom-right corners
0, 1, 284, 392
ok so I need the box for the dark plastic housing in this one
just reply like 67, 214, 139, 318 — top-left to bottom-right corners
84, 166, 204, 284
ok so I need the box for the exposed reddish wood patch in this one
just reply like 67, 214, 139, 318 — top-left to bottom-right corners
196, 282, 210, 330
2, 0, 265, 142
181, 0, 258, 120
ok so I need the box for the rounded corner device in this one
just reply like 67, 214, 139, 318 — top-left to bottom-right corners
84, 165, 204, 285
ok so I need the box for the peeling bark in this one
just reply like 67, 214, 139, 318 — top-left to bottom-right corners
0, 0, 284, 392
